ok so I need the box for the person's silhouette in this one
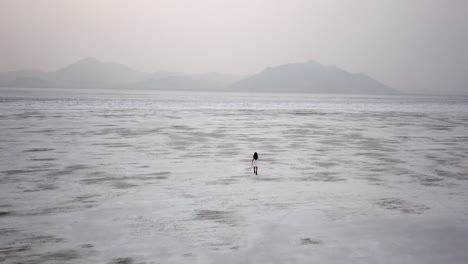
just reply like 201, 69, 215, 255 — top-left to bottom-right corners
252, 152, 258, 175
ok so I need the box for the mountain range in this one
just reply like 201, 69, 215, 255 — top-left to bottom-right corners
0, 58, 399, 94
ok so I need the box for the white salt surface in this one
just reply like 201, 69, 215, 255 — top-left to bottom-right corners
1, 88, 468, 263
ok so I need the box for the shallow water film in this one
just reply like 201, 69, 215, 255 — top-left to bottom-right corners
1, 88, 468, 263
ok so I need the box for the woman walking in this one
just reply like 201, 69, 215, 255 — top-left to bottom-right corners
252, 152, 258, 175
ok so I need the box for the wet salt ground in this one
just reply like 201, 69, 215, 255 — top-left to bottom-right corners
1, 88, 468, 263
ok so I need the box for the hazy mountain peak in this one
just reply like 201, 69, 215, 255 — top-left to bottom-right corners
75, 57, 100, 64
62, 57, 131, 71
50, 58, 148, 87
231, 60, 399, 94
303, 60, 323, 67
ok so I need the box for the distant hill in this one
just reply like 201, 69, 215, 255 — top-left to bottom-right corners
230, 60, 399, 94
193, 72, 242, 86
0, 70, 52, 88
49, 57, 150, 87
0, 58, 240, 91
132, 76, 224, 91
0, 58, 398, 94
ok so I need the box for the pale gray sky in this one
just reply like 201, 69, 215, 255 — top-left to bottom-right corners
1, 0, 467, 94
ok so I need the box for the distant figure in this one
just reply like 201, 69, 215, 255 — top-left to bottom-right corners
252, 152, 258, 175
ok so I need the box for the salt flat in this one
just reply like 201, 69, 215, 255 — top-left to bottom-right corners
1, 88, 468, 263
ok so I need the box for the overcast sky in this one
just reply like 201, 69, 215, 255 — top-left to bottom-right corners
1, 0, 467, 94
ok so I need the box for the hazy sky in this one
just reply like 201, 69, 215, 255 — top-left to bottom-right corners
1, 0, 467, 94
